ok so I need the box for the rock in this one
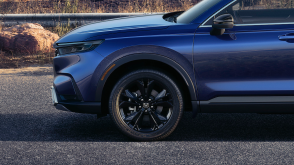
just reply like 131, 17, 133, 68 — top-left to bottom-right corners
0, 23, 59, 54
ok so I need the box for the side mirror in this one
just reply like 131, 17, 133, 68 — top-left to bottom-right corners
210, 14, 234, 36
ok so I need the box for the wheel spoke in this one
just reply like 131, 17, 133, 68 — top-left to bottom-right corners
135, 80, 145, 96
148, 111, 159, 128
133, 111, 144, 130
124, 111, 140, 121
146, 80, 154, 97
154, 89, 166, 101
151, 111, 167, 122
119, 101, 139, 108
153, 101, 173, 108
125, 89, 138, 102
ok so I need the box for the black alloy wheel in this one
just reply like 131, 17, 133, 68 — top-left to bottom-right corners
109, 69, 183, 141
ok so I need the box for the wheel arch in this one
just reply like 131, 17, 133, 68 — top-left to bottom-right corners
95, 54, 197, 114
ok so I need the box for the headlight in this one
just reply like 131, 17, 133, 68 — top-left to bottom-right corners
56, 40, 104, 56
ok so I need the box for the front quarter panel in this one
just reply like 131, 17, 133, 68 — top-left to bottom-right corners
54, 24, 199, 102
89, 24, 199, 102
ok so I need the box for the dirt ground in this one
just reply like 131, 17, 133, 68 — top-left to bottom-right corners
0, 64, 53, 75
0, 50, 54, 69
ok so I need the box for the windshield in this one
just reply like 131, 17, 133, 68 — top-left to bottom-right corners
177, 0, 223, 24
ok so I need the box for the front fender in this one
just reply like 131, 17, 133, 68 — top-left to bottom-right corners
91, 45, 198, 101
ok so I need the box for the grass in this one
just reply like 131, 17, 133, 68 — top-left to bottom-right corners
0, 50, 54, 68
0, 0, 197, 14
46, 19, 78, 37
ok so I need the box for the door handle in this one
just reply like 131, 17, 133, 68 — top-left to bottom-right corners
279, 33, 294, 41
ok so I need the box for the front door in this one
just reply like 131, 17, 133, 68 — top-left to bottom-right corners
194, 0, 294, 102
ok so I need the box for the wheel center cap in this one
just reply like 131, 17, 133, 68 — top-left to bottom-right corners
143, 103, 150, 109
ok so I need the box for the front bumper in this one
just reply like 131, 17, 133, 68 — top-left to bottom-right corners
51, 86, 102, 114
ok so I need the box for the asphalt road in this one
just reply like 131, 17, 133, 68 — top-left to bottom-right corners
1, 67, 294, 164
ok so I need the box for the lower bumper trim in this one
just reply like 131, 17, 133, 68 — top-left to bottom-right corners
55, 102, 101, 114
55, 104, 71, 112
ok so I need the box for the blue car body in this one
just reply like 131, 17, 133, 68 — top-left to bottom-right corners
52, 0, 294, 115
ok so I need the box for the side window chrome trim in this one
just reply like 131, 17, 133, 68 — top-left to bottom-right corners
199, 22, 294, 28
201, 0, 237, 26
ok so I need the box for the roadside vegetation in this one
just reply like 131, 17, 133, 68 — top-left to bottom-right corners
0, 0, 196, 14
0, 50, 54, 68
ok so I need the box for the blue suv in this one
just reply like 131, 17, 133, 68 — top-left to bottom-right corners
52, 0, 294, 141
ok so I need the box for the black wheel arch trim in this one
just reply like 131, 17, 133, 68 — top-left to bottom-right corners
94, 53, 198, 102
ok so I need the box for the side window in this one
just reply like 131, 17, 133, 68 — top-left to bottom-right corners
204, 0, 294, 25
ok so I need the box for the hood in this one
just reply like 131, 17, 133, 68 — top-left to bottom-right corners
55, 14, 174, 44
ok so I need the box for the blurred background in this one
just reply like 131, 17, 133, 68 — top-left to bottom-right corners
0, 0, 291, 68
0, 0, 198, 14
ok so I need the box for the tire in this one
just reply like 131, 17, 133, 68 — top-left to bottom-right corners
109, 69, 183, 141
